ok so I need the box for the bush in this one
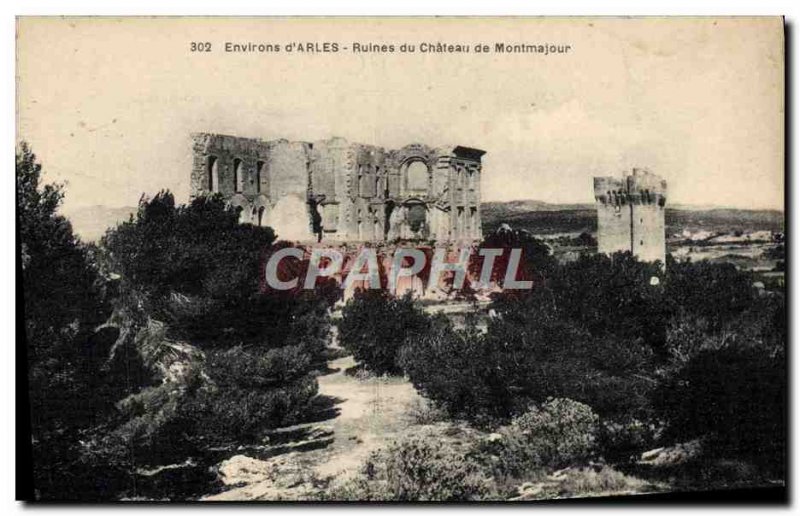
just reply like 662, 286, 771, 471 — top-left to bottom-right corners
653, 341, 785, 474
399, 318, 509, 420
326, 434, 495, 501
95, 345, 320, 467
653, 293, 785, 473
339, 290, 431, 375
183, 345, 319, 443
407, 397, 450, 425
402, 301, 655, 421
597, 417, 663, 464
555, 465, 649, 497
665, 258, 756, 333
101, 192, 334, 354
481, 399, 599, 479
544, 252, 668, 352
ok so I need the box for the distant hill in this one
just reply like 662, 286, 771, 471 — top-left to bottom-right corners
61, 201, 785, 243
482, 199, 595, 214
63, 205, 137, 242
482, 200, 785, 236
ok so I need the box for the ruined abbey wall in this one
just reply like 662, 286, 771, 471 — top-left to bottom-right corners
593, 168, 667, 264
191, 133, 485, 243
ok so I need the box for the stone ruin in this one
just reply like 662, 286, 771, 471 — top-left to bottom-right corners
190, 133, 485, 243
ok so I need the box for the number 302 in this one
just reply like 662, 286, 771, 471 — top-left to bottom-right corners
190, 42, 212, 52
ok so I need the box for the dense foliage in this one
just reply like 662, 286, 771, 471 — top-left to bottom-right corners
653, 295, 786, 474
338, 290, 432, 375
393, 233, 783, 475
87, 192, 335, 491
479, 399, 599, 479
184, 345, 320, 443
93, 344, 320, 473
327, 433, 495, 501
101, 191, 331, 354
18, 143, 126, 499
20, 145, 335, 499
402, 270, 657, 421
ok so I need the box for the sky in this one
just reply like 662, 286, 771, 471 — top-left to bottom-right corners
16, 17, 785, 214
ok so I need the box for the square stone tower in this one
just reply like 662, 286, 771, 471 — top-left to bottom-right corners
593, 168, 667, 264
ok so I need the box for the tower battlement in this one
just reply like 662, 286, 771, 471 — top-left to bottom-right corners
594, 169, 667, 207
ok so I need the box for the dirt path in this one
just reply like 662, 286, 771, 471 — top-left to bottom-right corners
312, 355, 422, 477
202, 352, 422, 500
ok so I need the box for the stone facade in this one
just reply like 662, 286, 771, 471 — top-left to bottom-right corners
191, 133, 485, 243
593, 168, 667, 263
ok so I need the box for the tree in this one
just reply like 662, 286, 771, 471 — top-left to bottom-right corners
469, 226, 556, 296
339, 290, 432, 375
665, 258, 756, 332
18, 142, 116, 499
653, 294, 786, 475
546, 252, 668, 351
83, 192, 336, 494
401, 297, 655, 421
101, 192, 333, 354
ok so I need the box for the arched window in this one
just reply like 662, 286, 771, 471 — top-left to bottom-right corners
257, 206, 265, 227
207, 155, 219, 193
233, 158, 243, 192
256, 160, 265, 194
406, 161, 429, 192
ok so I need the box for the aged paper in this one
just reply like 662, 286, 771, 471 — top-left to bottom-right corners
16, 17, 785, 502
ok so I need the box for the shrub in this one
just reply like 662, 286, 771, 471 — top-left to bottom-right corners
338, 290, 431, 375
326, 434, 495, 501
665, 258, 756, 333
407, 397, 449, 425
543, 252, 668, 352
482, 399, 599, 478
399, 318, 509, 420
402, 302, 655, 421
652, 340, 785, 474
92, 374, 199, 467
101, 192, 334, 354
664, 314, 717, 365
653, 293, 785, 474
597, 417, 663, 464
95, 345, 320, 467
556, 465, 649, 497
182, 345, 319, 443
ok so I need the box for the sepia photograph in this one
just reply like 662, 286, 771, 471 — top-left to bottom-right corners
15, 16, 786, 503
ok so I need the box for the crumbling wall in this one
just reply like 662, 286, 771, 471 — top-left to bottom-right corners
190, 133, 485, 243
190, 133, 269, 199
